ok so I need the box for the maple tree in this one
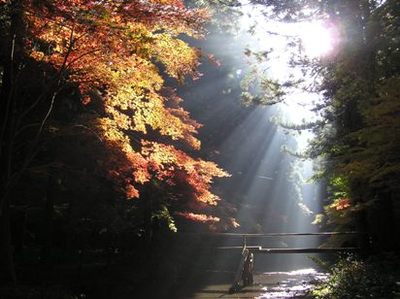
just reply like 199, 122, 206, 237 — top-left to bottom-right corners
1, 0, 229, 216
0, 0, 232, 284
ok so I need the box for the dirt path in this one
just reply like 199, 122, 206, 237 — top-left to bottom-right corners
184, 269, 327, 299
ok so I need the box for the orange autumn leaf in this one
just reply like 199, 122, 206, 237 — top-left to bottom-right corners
21, 0, 229, 224
331, 198, 351, 211
175, 212, 220, 223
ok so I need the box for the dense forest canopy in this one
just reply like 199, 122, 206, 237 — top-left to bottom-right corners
233, 0, 400, 251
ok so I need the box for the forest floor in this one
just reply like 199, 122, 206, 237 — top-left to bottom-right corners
0, 264, 326, 299
175, 269, 327, 299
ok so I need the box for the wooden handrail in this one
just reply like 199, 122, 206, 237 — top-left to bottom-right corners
218, 246, 262, 250
177, 231, 365, 237
217, 246, 359, 252
258, 247, 360, 253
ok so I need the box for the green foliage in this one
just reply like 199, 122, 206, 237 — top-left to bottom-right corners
240, 67, 286, 106
329, 176, 349, 200
235, 0, 400, 248
188, 0, 243, 33
301, 0, 400, 245
151, 205, 177, 233
312, 254, 400, 299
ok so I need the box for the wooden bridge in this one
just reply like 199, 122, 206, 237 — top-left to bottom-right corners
208, 231, 368, 293
216, 231, 364, 253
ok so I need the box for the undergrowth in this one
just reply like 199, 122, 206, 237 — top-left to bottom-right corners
312, 253, 400, 299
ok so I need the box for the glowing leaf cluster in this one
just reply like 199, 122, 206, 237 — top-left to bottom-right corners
21, 0, 228, 213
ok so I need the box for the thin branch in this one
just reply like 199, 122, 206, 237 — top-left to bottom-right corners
0, 34, 17, 159
65, 48, 101, 68
35, 23, 75, 140
73, 124, 103, 142
1, 24, 76, 214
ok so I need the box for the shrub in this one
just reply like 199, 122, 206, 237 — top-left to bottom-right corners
312, 254, 400, 298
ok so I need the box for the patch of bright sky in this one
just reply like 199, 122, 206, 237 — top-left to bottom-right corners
235, 3, 336, 151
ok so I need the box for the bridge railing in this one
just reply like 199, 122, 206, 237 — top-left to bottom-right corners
207, 231, 368, 252
198, 231, 369, 293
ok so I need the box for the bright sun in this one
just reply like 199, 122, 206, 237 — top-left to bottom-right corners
239, 6, 336, 59
299, 22, 335, 57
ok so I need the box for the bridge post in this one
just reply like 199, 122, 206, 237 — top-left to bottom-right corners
229, 238, 249, 294
229, 235, 255, 293
242, 251, 254, 286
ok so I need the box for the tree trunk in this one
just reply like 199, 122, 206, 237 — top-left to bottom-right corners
0, 0, 23, 287
40, 176, 56, 265
375, 192, 398, 251
0, 197, 17, 286
355, 208, 371, 254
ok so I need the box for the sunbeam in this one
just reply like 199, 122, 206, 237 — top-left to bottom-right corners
175, 2, 329, 295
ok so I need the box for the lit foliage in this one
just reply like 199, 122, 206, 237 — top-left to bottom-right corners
17, 0, 229, 216
312, 255, 400, 299
313, 175, 352, 226
330, 198, 350, 211
175, 212, 220, 223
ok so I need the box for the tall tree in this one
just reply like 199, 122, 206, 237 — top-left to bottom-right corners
0, 0, 230, 284
226, 0, 400, 249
